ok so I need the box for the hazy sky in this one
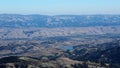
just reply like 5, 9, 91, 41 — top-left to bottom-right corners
0, 0, 120, 15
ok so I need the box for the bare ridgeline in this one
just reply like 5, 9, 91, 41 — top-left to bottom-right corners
0, 14, 120, 68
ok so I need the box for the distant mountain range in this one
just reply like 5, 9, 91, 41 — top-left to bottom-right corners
0, 14, 120, 27
0, 14, 120, 68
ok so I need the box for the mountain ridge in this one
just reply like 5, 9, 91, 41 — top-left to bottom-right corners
0, 14, 120, 28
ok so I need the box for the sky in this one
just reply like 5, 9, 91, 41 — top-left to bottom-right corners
0, 0, 120, 15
